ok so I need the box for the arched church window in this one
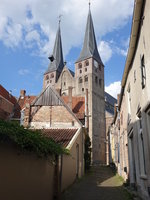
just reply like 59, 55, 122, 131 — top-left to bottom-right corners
84, 75, 88, 82
46, 75, 49, 80
79, 77, 83, 84
78, 63, 82, 69
85, 60, 89, 66
51, 73, 54, 78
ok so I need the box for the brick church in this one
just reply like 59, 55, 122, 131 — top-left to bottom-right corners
42, 7, 106, 164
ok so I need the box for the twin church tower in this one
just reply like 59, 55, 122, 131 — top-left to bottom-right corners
43, 6, 106, 164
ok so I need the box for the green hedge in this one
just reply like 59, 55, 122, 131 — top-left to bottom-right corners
0, 120, 69, 157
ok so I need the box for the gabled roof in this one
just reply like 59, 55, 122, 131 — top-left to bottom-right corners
31, 86, 82, 126
68, 69, 75, 77
76, 9, 102, 64
42, 128, 78, 148
32, 86, 63, 106
45, 24, 64, 74
0, 84, 17, 105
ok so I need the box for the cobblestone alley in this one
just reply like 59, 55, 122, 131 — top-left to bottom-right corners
62, 166, 133, 200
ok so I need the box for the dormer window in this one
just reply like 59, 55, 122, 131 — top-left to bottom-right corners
78, 63, 82, 69
85, 60, 89, 66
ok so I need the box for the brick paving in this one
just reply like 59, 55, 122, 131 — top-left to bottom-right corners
62, 166, 133, 200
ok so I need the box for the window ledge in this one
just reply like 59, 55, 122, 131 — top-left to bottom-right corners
140, 174, 147, 180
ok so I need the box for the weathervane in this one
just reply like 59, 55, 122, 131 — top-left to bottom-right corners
58, 14, 63, 25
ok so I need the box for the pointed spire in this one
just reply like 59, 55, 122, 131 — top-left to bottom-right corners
76, 7, 102, 64
45, 20, 64, 74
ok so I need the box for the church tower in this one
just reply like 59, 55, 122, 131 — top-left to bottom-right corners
75, 5, 106, 164
43, 22, 64, 89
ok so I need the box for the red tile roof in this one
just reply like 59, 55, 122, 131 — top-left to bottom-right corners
42, 129, 78, 147
0, 84, 17, 105
62, 96, 85, 119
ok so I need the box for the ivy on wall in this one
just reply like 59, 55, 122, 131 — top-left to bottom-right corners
84, 128, 91, 171
0, 120, 69, 157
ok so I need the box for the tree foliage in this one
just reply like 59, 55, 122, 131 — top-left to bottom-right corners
84, 128, 91, 171
0, 120, 69, 157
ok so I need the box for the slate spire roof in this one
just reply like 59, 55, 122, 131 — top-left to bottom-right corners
45, 23, 64, 74
76, 7, 102, 64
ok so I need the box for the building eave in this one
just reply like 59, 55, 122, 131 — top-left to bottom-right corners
119, 0, 145, 109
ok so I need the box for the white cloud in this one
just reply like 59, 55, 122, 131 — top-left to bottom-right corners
98, 41, 113, 64
105, 81, 121, 99
18, 69, 30, 75
0, 0, 134, 57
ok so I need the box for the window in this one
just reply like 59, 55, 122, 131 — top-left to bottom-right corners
82, 88, 84, 92
134, 70, 136, 82
85, 60, 89, 66
85, 68, 87, 72
80, 69, 82, 74
51, 73, 54, 78
84, 75, 88, 82
78, 63, 82, 69
140, 55, 146, 89
99, 64, 101, 71
64, 82, 66, 86
99, 79, 102, 87
79, 77, 82, 84
50, 80, 52, 83
46, 75, 49, 80
94, 60, 98, 68
127, 84, 131, 124
95, 76, 98, 84
137, 113, 146, 175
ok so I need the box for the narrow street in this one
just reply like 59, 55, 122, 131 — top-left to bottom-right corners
62, 166, 132, 200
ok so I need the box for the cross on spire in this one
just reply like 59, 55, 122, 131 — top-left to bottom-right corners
58, 14, 63, 25
89, 0, 91, 8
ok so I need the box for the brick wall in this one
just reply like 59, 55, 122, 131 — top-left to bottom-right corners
30, 105, 79, 129
0, 96, 14, 120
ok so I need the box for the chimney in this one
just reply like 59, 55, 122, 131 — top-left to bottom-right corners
20, 90, 26, 99
85, 89, 89, 131
24, 103, 30, 128
68, 87, 72, 110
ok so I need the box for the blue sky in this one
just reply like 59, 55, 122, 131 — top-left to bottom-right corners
0, 0, 134, 98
